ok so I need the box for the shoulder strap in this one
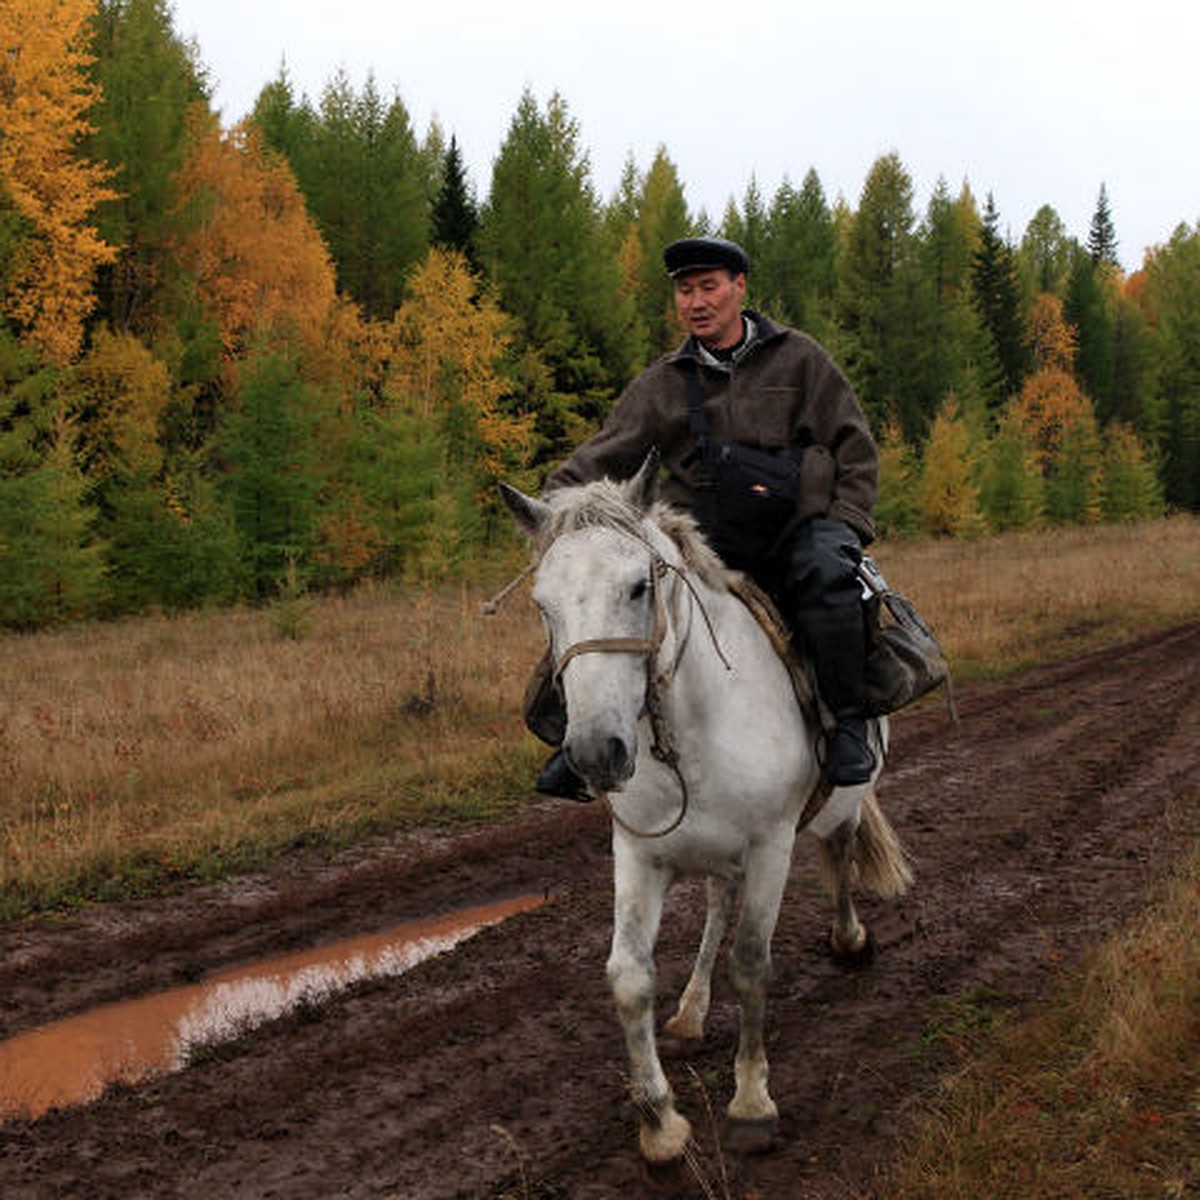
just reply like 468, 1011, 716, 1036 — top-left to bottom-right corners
684, 360, 709, 441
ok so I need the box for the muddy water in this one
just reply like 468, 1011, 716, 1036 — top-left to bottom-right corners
0, 893, 545, 1122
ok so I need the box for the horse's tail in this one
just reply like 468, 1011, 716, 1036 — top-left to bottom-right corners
818, 789, 914, 899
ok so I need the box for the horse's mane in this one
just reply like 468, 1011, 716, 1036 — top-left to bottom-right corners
538, 478, 729, 592
535, 475, 814, 719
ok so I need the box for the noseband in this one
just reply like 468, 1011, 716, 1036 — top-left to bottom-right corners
551, 554, 670, 685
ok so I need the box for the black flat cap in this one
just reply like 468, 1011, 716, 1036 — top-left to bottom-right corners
663, 236, 750, 277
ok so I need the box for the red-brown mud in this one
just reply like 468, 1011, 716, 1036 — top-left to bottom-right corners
1, 623, 1197, 1199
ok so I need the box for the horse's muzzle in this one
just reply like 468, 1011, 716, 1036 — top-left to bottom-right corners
564, 733, 636, 794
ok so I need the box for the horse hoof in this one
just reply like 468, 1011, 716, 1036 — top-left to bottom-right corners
724, 1115, 781, 1156
661, 1012, 705, 1042
829, 926, 876, 967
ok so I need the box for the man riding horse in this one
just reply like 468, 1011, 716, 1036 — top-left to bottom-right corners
530, 235, 880, 794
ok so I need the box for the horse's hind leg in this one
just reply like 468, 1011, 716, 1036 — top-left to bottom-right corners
608, 853, 692, 1163
663, 874, 736, 1042
821, 815, 870, 961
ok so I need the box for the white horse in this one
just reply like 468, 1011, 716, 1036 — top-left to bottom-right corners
501, 452, 912, 1165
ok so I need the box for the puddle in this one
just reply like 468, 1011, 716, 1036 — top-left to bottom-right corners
0, 893, 545, 1122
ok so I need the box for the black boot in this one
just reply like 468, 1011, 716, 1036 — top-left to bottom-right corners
796, 604, 877, 787
824, 715, 876, 786
535, 749, 591, 801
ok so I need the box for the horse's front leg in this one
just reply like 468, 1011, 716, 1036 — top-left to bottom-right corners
725, 839, 792, 1145
607, 851, 692, 1163
663, 873, 737, 1042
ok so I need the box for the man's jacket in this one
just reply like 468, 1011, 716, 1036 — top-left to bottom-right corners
546, 312, 879, 545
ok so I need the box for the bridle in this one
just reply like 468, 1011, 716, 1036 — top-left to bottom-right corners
550, 530, 731, 839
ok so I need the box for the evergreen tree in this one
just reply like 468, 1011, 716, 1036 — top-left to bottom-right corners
102, 459, 242, 612
1044, 417, 1102, 524
835, 151, 920, 428
759, 168, 836, 335
979, 406, 1044, 530
616, 145, 691, 359
1064, 243, 1116, 420
970, 193, 1026, 404
218, 352, 323, 598
1019, 204, 1071, 298
1100, 422, 1162, 521
0, 412, 106, 627
430, 135, 479, 265
254, 70, 428, 320
1109, 285, 1156, 430
913, 178, 993, 438
479, 89, 638, 462
1140, 221, 1200, 509
722, 176, 768, 291
1087, 182, 1119, 269
87, 0, 209, 333
250, 66, 317, 173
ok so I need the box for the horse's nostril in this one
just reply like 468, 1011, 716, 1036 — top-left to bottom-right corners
608, 736, 630, 775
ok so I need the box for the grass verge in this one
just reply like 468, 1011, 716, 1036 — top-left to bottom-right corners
882, 843, 1200, 1198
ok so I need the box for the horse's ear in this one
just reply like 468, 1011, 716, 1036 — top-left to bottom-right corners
626, 447, 661, 512
499, 483, 552, 538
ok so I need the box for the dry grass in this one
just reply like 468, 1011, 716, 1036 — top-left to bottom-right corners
871, 514, 1200, 679
882, 843, 1200, 1199
0, 577, 547, 914
0, 515, 1197, 917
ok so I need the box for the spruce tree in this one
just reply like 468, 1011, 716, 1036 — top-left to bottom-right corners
431, 135, 479, 265
970, 193, 1026, 404
1087, 183, 1119, 269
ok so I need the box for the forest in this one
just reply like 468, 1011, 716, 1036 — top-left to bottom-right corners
2, 0, 1198, 629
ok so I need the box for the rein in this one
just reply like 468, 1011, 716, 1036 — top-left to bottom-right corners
552, 532, 732, 841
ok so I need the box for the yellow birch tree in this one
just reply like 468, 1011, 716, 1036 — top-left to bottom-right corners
171, 111, 338, 361
0, 0, 117, 364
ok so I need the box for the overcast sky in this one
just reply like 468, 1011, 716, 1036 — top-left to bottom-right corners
168, 0, 1198, 274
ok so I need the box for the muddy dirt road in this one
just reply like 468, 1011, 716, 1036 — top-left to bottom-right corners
1, 623, 1198, 1199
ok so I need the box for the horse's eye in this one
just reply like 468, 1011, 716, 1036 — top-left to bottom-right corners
630, 577, 649, 602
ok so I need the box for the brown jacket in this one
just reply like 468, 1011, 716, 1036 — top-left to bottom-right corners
546, 312, 879, 544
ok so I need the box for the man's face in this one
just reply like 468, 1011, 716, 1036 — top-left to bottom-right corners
673, 268, 746, 349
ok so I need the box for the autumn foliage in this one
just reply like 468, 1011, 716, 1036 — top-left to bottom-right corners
0, 0, 116, 363
0, 1, 1188, 628
171, 111, 338, 359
